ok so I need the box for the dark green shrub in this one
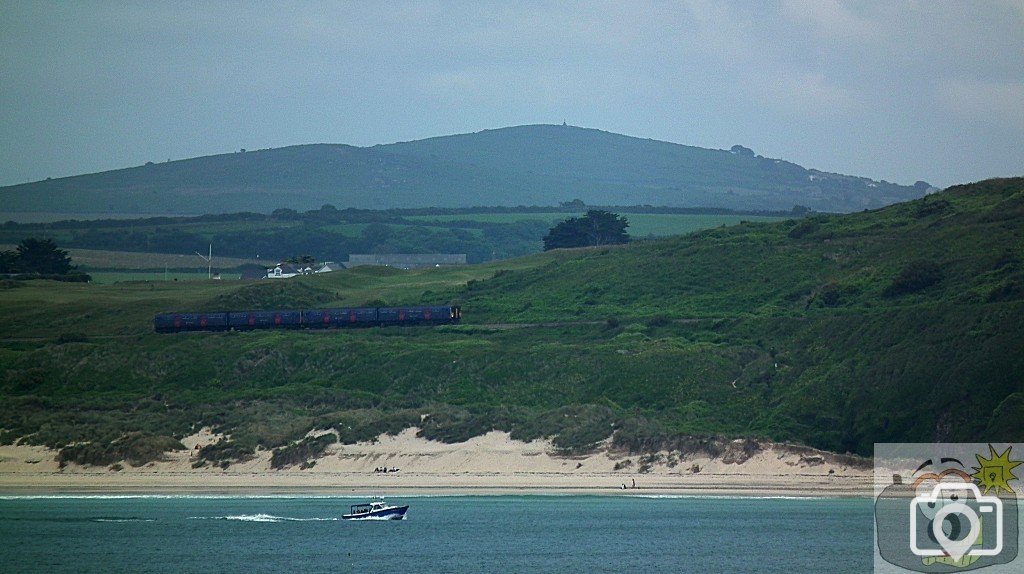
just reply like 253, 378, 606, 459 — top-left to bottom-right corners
787, 219, 820, 239
611, 416, 670, 453
646, 315, 670, 328
985, 393, 1024, 441
197, 438, 256, 467
550, 410, 616, 454
818, 283, 842, 307
58, 442, 114, 468
637, 453, 662, 473
204, 281, 333, 310
993, 249, 1019, 271
914, 198, 949, 218
987, 281, 1022, 302
120, 434, 186, 466
270, 434, 336, 469
612, 417, 731, 457
0, 430, 16, 445
333, 410, 420, 444
57, 433, 185, 467
508, 405, 615, 454
884, 260, 944, 296
417, 407, 497, 443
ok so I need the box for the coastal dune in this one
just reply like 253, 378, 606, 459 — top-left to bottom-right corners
0, 428, 871, 497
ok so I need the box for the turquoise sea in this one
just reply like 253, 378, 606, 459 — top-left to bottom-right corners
0, 495, 872, 573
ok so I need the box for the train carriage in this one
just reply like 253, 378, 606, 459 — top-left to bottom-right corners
155, 305, 459, 333
378, 305, 461, 325
301, 308, 378, 328
154, 312, 229, 332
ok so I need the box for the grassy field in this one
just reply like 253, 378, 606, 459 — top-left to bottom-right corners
2, 212, 783, 274
2, 208, 786, 275
405, 212, 788, 238
0, 209, 548, 267
406, 213, 575, 224
86, 271, 237, 284
0, 244, 263, 272
1, 179, 1021, 467
0, 212, 186, 223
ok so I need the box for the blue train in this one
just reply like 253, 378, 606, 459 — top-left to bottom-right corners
153, 305, 461, 333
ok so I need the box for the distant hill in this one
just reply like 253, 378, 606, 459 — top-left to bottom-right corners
0, 125, 931, 216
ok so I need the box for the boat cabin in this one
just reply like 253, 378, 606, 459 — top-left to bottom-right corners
349, 502, 384, 515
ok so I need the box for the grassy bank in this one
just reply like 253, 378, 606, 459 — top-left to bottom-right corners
1, 178, 1021, 467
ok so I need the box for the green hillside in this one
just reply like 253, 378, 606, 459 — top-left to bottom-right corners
0, 125, 929, 216
0, 178, 1020, 468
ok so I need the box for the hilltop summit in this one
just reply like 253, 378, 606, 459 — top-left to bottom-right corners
0, 125, 928, 216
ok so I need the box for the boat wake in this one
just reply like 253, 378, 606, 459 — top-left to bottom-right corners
188, 514, 339, 523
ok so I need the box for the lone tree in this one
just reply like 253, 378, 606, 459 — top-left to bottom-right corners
284, 254, 316, 265
0, 250, 16, 274
2, 238, 74, 274
543, 210, 630, 251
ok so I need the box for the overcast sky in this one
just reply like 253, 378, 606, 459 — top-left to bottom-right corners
1, 1, 1021, 189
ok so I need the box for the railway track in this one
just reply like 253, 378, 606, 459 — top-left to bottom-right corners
0, 318, 718, 343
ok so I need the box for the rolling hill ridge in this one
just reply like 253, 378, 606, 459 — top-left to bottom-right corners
0, 179, 1019, 467
0, 125, 930, 216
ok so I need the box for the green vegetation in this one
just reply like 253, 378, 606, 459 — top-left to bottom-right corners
0, 238, 90, 281
0, 206, 788, 271
57, 433, 185, 468
0, 207, 550, 267
0, 238, 71, 274
406, 212, 788, 239
543, 210, 630, 250
0, 178, 1020, 468
0, 245, 263, 273
270, 434, 336, 469
86, 271, 224, 285
0, 125, 927, 215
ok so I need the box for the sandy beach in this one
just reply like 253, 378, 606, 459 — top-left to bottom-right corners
0, 429, 872, 497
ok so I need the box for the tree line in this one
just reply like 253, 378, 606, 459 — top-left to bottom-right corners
0, 238, 90, 281
0, 208, 633, 272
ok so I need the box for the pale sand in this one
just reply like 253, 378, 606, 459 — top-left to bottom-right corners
0, 429, 872, 497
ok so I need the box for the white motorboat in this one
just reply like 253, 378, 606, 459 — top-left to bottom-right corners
342, 498, 409, 520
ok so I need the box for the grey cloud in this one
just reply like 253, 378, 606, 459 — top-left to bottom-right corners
0, 1, 1021, 189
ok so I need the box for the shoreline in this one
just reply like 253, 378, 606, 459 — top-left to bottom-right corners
0, 475, 873, 499
0, 491, 871, 499
0, 429, 873, 499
